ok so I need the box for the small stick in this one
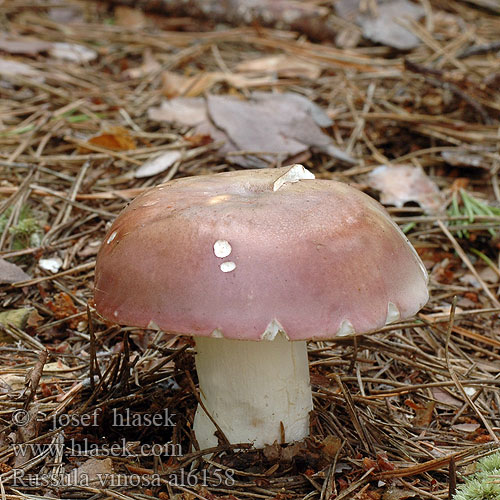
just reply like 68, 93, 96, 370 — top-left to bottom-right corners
23, 349, 49, 410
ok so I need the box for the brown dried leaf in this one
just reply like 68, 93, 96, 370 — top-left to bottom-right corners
0, 258, 30, 284
367, 164, 444, 214
451, 422, 481, 433
148, 92, 353, 167
405, 399, 435, 426
88, 127, 136, 151
431, 387, 462, 407
336, 0, 424, 50
320, 435, 342, 459
66, 458, 114, 486
382, 487, 419, 500
46, 292, 79, 327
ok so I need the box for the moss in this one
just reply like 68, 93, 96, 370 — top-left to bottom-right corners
0, 205, 42, 249
452, 451, 500, 500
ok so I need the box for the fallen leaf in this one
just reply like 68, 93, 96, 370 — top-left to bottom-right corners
0, 258, 30, 284
452, 423, 481, 433
149, 97, 207, 126
336, 0, 424, 50
0, 33, 52, 56
382, 487, 419, 499
377, 452, 395, 471
135, 150, 182, 178
27, 308, 43, 328
43, 361, 71, 373
66, 458, 114, 486
46, 292, 79, 327
148, 92, 353, 168
405, 399, 435, 426
367, 164, 444, 214
321, 435, 342, 459
49, 42, 97, 63
0, 308, 34, 329
88, 127, 136, 151
0, 374, 25, 393
114, 5, 147, 28
235, 54, 321, 79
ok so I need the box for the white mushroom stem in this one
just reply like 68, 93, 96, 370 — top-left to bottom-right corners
193, 335, 313, 449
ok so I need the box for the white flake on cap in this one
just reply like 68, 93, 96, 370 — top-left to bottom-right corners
336, 319, 355, 337
210, 329, 224, 338
213, 240, 232, 258
386, 302, 400, 324
207, 194, 231, 205
107, 231, 117, 244
260, 319, 289, 341
273, 164, 315, 192
220, 261, 236, 273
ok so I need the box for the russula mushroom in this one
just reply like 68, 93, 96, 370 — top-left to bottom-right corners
94, 164, 428, 449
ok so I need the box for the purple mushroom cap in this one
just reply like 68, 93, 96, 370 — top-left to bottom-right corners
94, 165, 428, 339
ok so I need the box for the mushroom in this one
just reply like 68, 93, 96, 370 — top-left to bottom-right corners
94, 164, 428, 449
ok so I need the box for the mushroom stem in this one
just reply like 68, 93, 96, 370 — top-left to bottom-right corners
193, 335, 312, 449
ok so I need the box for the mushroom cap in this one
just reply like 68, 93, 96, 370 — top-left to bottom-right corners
94, 165, 428, 340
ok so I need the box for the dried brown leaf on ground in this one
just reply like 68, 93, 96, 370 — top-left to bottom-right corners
0, 258, 30, 284
335, 0, 424, 50
366, 164, 445, 214
149, 92, 354, 167
66, 458, 114, 486
87, 127, 136, 151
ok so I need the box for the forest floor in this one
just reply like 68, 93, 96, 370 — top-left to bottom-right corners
0, 0, 500, 499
